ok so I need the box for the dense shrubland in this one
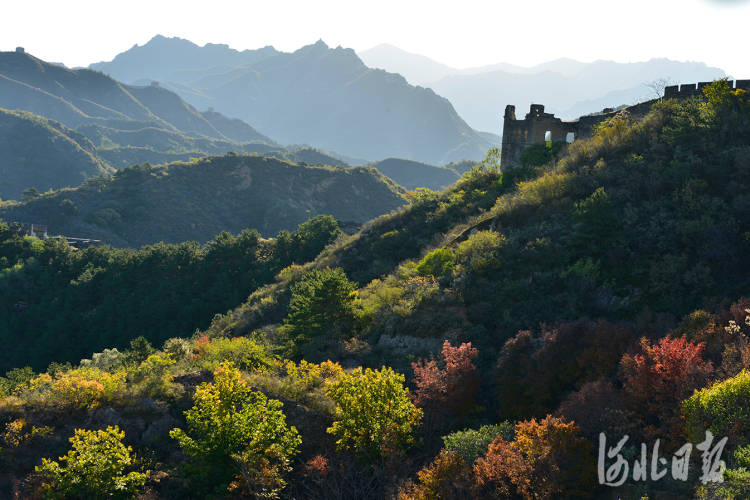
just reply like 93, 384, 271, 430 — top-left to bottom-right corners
2, 80, 750, 498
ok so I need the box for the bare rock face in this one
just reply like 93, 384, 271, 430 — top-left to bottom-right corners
249, 384, 336, 460
86, 406, 146, 440
173, 370, 214, 392
142, 413, 180, 442
85, 398, 178, 444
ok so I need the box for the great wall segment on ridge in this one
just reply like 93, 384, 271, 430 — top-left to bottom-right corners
500, 79, 750, 168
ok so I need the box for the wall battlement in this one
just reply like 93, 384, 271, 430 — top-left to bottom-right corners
501, 80, 746, 168
664, 79, 750, 100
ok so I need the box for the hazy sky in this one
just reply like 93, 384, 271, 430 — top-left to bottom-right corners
3, 0, 748, 77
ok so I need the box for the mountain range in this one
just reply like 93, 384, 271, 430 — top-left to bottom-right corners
358, 44, 729, 132
87, 36, 501, 165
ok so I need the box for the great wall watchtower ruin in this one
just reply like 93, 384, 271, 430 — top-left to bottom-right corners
500, 79, 750, 168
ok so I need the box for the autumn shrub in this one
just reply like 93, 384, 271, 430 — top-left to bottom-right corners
162, 337, 191, 362
397, 450, 472, 500
2, 418, 53, 447
683, 369, 750, 444
620, 335, 714, 446
277, 263, 307, 284
35, 426, 149, 500
22, 367, 125, 411
454, 230, 506, 273
170, 362, 301, 494
400, 275, 440, 310
79, 348, 125, 372
198, 336, 272, 372
442, 423, 514, 464
555, 379, 625, 441
412, 341, 480, 435
720, 334, 750, 380
474, 416, 597, 500
326, 366, 422, 459
360, 278, 405, 315
128, 353, 182, 400
302, 450, 415, 500
0, 366, 36, 397
248, 359, 343, 415
473, 436, 531, 499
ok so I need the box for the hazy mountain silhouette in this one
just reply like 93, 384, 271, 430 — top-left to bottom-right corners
89, 35, 279, 84
358, 44, 729, 133
0, 50, 231, 140
89, 36, 501, 165
357, 44, 590, 86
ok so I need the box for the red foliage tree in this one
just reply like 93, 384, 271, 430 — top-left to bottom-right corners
411, 341, 480, 434
619, 334, 714, 446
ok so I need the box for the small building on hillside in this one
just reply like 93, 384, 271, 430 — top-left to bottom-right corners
10, 222, 47, 238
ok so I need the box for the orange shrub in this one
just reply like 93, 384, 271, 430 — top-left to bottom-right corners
24, 367, 124, 411
398, 451, 471, 500
475, 416, 597, 500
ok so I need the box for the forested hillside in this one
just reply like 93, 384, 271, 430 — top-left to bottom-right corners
0, 215, 343, 373
1, 81, 750, 500
0, 154, 406, 246
0, 110, 112, 200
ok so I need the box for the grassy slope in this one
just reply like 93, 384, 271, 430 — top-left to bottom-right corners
205, 94, 750, 375
369, 157, 460, 191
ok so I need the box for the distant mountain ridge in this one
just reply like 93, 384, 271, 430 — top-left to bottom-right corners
357, 44, 588, 86
89, 35, 279, 85
357, 44, 729, 132
0, 50, 230, 140
0, 51, 376, 196
88, 36, 501, 165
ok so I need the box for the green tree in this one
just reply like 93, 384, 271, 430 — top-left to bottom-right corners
416, 247, 455, 277
35, 426, 148, 500
292, 214, 343, 262
569, 187, 621, 257
170, 362, 301, 493
442, 423, 515, 463
22, 187, 40, 201
0, 366, 36, 396
283, 267, 361, 342
125, 336, 155, 365
59, 199, 79, 216
325, 366, 422, 458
